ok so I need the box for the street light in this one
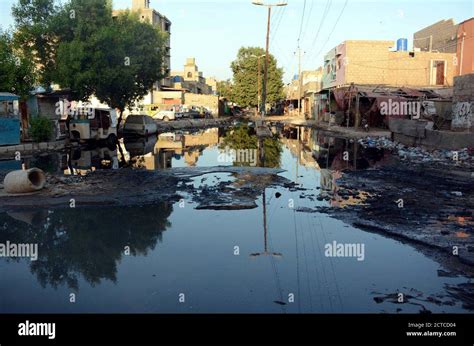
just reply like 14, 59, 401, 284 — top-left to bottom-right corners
252, 1, 287, 118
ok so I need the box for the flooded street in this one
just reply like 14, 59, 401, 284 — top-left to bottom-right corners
0, 124, 472, 313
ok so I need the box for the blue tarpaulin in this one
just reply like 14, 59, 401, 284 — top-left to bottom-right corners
0, 118, 21, 145
0, 92, 21, 145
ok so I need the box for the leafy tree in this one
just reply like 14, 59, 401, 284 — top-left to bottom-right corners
0, 30, 35, 98
11, 0, 58, 87
53, 5, 165, 125
230, 47, 284, 108
92, 11, 166, 125
216, 79, 233, 101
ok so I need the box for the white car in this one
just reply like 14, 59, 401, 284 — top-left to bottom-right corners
123, 114, 158, 136
153, 109, 183, 121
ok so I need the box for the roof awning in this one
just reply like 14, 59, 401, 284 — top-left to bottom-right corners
0, 92, 19, 101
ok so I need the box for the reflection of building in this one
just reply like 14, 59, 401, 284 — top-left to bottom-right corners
171, 58, 213, 94
113, 0, 172, 103
66, 147, 118, 175
125, 128, 220, 170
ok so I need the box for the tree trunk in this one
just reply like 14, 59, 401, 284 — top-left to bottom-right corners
117, 108, 124, 130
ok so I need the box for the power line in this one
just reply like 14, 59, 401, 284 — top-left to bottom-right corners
299, 0, 315, 45
308, 0, 348, 65
306, 0, 332, 59
270, 3, 287, 45
297, 0, 307, 46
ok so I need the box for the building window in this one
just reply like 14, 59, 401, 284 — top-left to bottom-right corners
187, 72, 192, 78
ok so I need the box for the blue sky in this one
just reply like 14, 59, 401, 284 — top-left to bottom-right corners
1, 0, 472, 82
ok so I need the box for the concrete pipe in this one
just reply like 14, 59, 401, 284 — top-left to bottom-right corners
3, 168, 46, 194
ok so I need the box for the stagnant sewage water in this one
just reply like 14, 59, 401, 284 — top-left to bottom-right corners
0, 125, 472, 313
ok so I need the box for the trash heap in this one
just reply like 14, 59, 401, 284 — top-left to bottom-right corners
358, 137, 474, 167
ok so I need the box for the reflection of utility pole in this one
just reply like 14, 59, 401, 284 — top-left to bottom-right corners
252, 1, 288, 118
250, 189, 283, 258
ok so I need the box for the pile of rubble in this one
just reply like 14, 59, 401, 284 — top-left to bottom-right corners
358, 137, 474, 167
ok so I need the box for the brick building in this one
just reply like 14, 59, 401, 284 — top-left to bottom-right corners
414, 17, 474, 76
322, 40, 455, 90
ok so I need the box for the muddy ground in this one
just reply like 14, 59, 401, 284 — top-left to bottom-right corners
297, 159, 474, 269
0, 166, 290, 212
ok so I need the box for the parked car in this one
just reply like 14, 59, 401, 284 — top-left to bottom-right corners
69, 107, 117, 147
123, 114, 158, 136
152, 109, 184, 121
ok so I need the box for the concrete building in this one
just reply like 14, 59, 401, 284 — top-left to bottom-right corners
322, 40, 456, 90
286, 69, 323, 118
113, 0, 172, 103
414, 18, 474, 76
171, 58, 213, 95
205, 77, 219, 95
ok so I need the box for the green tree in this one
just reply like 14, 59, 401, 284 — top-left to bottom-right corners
0, 30, 35, 98
216, 79, 233, 101
230, 47, 284, 108
11, 0, 58, 87
53, 4, 165, 125
92, 11, 166, 125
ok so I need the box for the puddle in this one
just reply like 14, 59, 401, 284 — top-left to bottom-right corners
0, 124, 472, 313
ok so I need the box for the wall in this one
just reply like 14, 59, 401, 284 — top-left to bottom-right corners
153, 90, 184, 105
389, 118, 474, 149
184, 93, 220, 115
413, 19, 458, 53
451, 73, 474, 130
456, 18, 474, 75
322, 40, 456, 88
344, 40, 455, 87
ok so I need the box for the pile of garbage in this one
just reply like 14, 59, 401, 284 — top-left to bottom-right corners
358, 137, 474, 167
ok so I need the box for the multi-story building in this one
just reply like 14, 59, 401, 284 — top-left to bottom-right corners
322, 40, 455, 90
205, 77, 219, 95
171, 58, 213, 95
113, 0, 172, 103
414, 18, 474, 76
286, 69, 323, 118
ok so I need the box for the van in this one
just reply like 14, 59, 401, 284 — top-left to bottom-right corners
123, 114, 158, 136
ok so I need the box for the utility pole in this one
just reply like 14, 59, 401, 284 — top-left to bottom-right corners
295, 47, 304, 118
252, 1, 288, 118
251, 54, 266, 115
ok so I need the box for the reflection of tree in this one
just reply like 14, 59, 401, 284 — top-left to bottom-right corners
220, 125, 282, 168
0, 203, 172, 290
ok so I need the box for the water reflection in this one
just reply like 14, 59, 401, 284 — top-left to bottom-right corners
0, 124, 472, 313
0, 203, 173, 290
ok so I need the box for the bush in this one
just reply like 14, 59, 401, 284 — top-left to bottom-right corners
29, 116, 53, 142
